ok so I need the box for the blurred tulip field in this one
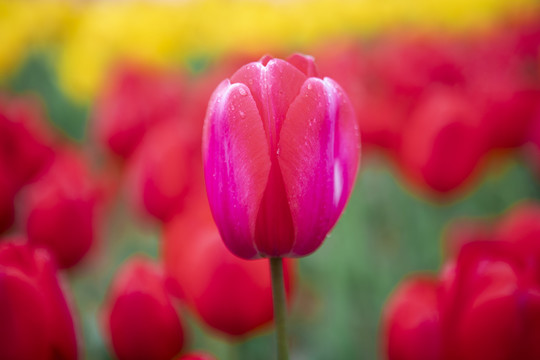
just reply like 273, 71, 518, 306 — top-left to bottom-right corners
1, 1, 540, 359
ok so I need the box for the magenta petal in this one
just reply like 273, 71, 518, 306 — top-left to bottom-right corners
278, 78, 360, 257
203, 80, 271, 259
230, 59, 307, 151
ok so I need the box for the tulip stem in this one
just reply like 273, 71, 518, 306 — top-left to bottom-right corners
270, 257, 289, 360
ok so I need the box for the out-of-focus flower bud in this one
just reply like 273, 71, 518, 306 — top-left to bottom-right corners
203, 54, 360, 259
382, 276, 441, 360
163, 206, 295, 338
102, 256, 185, 360
0, 239, 79, 360
0, 94, 55, 188
22, 148, 102, 269
92, 63, 184, 160
398, 87, 485, 196
126, 120, 202, 223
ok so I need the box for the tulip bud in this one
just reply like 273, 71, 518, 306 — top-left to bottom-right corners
0, 239, 79, 360
102, 256, 185, 360
93, 63, 184, 160
440, 241, 524, 360
399, 87, 485, 196
0, 94, 55, 188
382, 276, 441, 360
126, 120, 202, 223
22, 148, 102, 269
163, 207, 295, 338
203, 54, 360, 259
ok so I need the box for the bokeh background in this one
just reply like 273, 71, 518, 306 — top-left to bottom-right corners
1, 0, 540, 359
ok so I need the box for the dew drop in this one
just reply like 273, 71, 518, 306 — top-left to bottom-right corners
239, 110, 246, 119
307, 83, 313, 90
239, 87, 247, 96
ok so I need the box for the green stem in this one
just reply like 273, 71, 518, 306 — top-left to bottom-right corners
270, 257, 289, 360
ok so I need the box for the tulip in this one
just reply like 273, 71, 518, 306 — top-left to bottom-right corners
383, 276, 441, 360
22, 148, 102, 269
398, 87, 485, 196
93, 63, 184, 160
0, 238, 78, 360
0, 94, 55, 188
440, 241, 531, 360
203, 54, 360, 259
163, 206, 295, 338
126, 120, 202, 223
102, 256, 185, 360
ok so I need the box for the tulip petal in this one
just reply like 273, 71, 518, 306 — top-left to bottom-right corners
203, 80, 271, 259
278, 78, 359, 256
286, 53, 319, 77
231, 59, 307, 152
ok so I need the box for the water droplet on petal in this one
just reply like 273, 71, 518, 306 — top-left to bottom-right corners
239, 87, 247, 96
307, 83, 313, 90
239, 110, 246, 119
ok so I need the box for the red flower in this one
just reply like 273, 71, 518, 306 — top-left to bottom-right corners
0, 94, 55, 189
22, 148, 102, 269
126, 120, 203, 223
383, 202, 540, 360
398, 87, 485, 196
0, 238, 79, 360
163, 205, 295, 338
102, 256, 185, 360
382, 276, 441, 360
93, 63, 185, 160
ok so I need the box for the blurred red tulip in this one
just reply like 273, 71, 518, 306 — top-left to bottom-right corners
0, 239, 79, 360
22, 148, 102, 269
464, 29, 540, 150
163, 206, 296, 339
93, 63, 185, 160
175, 352, 217, 360
126, 120, 203, 223
398, 87, 485, 196
102, 256, 185, 360
440, 241, 525, 360
0, 94, 55, 189
368, 34, 465, 106
384, 203, 540, 360
382, 276, 441, 360
496, 202, 540, 284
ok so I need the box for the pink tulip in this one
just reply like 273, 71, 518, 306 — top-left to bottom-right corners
0, 238, 79, 360
102, 256, 185, 360
203, 54, 360, 259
